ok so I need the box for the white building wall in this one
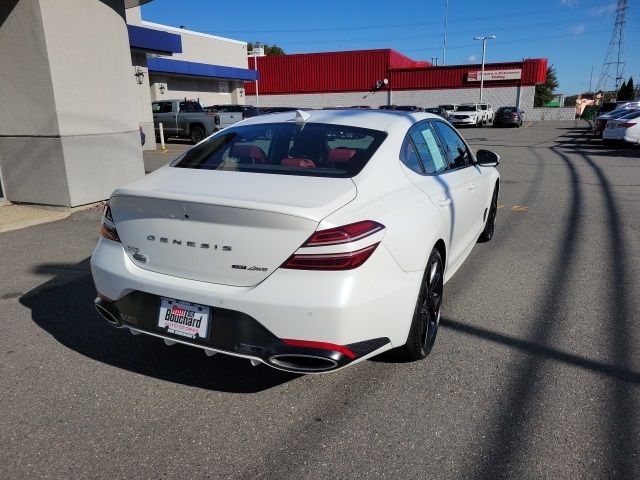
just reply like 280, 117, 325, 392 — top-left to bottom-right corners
149, 75, 243, 106
126, 7, 249, 109
131, 51, 156, 150
248, 86, 537, 116
140, 21, 248, 68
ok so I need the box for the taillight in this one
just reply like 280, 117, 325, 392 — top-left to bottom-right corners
618, 122, 636, 128
99, 204, 120, 243
282, 221, 384, 270
282, 244, 379, 271
302, 220, 384, 247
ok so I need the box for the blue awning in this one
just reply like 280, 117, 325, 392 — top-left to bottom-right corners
147, 57, 259, 81
128, 25, 182, 55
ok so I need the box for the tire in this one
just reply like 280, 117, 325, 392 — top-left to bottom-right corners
478, 185, 498, 243
190, 125, 206, 144
394, 248, 444, 361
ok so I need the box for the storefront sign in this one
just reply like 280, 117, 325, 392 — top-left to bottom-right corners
468, 69, 522, 81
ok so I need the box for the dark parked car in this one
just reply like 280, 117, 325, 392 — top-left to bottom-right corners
493, 106, 524, 127
424, 106, 450, 120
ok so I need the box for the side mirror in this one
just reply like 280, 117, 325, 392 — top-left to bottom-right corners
476, 149, 500, 167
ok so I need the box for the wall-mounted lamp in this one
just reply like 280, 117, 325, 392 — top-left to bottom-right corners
134, 66, 145, 85
374, 78, 389, 90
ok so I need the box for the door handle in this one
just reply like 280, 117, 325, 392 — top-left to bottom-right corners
467, 183, 476, 190
437, 197, 452, 207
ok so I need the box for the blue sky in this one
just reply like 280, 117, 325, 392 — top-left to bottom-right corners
141, 0, 639, 95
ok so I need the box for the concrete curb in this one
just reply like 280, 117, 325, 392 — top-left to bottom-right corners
0, 201, 104, 234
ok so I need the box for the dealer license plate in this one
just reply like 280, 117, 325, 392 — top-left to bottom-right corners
158, 297, 210, 340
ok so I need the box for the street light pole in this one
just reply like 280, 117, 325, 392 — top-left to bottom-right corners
253, 42, 260, 107
474, 35, 495, 103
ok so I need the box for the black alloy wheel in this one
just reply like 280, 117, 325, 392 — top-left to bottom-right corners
190, 126, 206, 144
478, 185, 498, 242
396, 248, 444, 361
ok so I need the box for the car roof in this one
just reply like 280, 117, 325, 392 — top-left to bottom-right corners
237, 109, 442, 131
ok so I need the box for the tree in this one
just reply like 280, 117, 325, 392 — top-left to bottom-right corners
534, 65, 559, 107
248, 42, 285, 56
625, 76, 635, 100
617, 80, 628, 100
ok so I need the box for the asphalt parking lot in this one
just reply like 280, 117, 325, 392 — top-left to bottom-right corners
1, 120, 638, 479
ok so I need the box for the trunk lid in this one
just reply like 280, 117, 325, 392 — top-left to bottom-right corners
109, 167, 357, 286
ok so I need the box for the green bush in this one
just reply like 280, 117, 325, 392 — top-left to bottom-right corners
581, 105, 598, 120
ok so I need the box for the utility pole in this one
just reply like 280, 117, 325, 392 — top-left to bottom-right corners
442, 0, 449, 66
474, 35, 495, 103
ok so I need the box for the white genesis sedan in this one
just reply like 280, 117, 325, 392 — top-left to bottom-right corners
91, 110, 500, 373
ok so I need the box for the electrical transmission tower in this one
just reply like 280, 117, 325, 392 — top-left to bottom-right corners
595, 0, 628, 95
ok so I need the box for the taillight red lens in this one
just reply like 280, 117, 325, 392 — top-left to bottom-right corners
99, 204, 120, 243
282, 243, 379, 271
303, 220, 384, 247
618, 122, 636, 128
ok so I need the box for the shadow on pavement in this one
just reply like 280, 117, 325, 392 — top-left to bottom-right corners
454, 123, 638, 479
20, 258, 299, 394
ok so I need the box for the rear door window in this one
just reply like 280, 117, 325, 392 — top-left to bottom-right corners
433, 122, 472, 169
174, 122, 387, 178
402, 122, 448, 174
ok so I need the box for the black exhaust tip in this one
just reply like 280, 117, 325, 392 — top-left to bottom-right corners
94, 297, 123, 327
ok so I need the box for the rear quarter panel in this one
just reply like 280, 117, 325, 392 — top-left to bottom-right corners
323, 121, 449, 274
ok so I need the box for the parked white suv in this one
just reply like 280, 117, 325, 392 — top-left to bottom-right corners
449, 104, 484, 127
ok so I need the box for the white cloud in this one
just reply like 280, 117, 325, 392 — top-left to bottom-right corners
467, 54, 477, 63
589, 3, 616, 16
570, 24, 586, 36
561, 0, 578, 6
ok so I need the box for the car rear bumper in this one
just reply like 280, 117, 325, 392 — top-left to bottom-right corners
90, 238, 420, 372
494, 118, 519, 125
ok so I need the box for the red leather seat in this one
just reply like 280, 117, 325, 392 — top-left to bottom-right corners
230, 144, 267, 164
328, 148, 357, 163
281, 158, 316, 168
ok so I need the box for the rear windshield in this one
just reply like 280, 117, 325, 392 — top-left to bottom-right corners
498, 107, 517, 113
173, 122, 387, 178
618, 109, 640, 119
440, 105, 455, 110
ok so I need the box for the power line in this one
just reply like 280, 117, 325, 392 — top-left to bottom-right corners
200, 0, 610, 35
